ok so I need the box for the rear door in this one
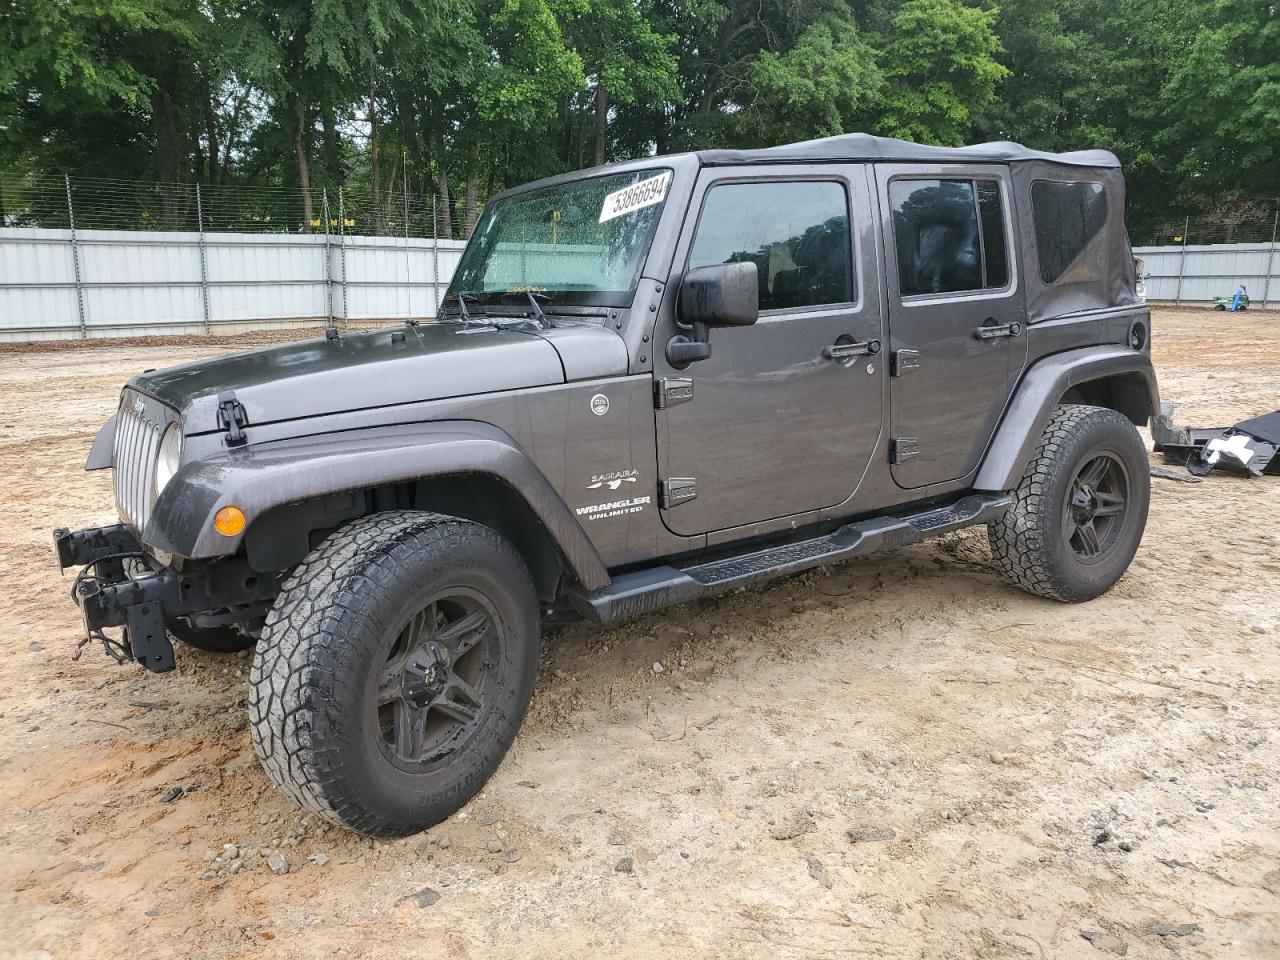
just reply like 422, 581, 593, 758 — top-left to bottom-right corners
874, 165, 1027, 488
655, 165, 884, 536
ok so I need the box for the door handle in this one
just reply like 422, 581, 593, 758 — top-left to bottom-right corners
823, 338, 881, 360
974, 319, 1022, 340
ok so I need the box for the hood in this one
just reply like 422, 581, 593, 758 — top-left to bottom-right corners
133, 322, 566, 434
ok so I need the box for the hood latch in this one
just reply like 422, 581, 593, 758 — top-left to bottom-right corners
216, 391, 249, 447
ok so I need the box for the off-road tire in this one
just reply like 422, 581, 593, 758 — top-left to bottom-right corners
249, 510, 540, 837
988, 403, 1150, 602
168, 618, 256, 654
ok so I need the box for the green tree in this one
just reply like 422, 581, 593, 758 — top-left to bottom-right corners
736, 11, 883, 146
1, 0, 202, 183
870, 0, 1008, 145
567, 0, 679, 165
1158, 0, 1280, 200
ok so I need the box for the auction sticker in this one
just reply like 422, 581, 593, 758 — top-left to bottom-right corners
599, 171, 672, 223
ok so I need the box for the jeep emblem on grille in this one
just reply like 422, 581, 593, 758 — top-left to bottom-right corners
132, 396, 144, 414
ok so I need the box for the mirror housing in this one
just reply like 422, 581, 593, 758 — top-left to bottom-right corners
667, 262, 759, 366
680, 261, 759, 328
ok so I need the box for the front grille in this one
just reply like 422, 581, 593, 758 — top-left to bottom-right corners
113, 388, 177, 532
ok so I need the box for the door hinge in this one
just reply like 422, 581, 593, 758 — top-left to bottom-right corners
216, 391, 249, 447
891, 349, 920, 377
655, 377, 694, 410
890, 438, 920, 464
660, 477, 698, 507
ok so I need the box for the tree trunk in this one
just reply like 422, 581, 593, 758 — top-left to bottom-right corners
439, 157, 453, 239
294, 99, 314, 230
463, 141, 481, 238
385, 150, 403, 230
322, 104, 341, 186
464, 173, 480, 238
204, 83, 220, 184
594, 83, 609, 166
397, 89, 423, 171
222, 90, 247, 177
369, 74, 381, 234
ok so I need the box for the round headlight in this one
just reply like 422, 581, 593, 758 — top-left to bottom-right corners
155, 422, 183, 495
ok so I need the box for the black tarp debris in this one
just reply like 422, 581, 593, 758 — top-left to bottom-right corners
1152, 403, 1280, 478
1149, 466, 1203, 484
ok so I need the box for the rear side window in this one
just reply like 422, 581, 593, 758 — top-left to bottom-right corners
1031, 180, 1107, 284
688, 181, 853, 311
889, 178, 1010, 296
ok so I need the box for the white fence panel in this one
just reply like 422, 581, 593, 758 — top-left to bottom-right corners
0, 227, 466, 341
1134, 241, 1279, 308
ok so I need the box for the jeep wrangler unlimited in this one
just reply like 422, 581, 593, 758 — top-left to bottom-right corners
54, 134, 1158, 837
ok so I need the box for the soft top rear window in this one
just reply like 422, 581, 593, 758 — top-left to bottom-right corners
1031, 180, 1107, 285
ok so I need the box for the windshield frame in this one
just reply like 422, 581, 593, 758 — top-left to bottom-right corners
444, 166, 675, 310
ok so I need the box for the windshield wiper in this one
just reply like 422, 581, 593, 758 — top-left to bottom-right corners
525, 291, 552, 329
444, 291, 483, 321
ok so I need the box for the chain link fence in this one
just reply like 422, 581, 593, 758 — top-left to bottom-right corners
1128, 208, 1280, 248
3, 172, 1275, 248
0, 173, 479, 239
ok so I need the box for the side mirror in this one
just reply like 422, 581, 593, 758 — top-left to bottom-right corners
668, 262, 759, 366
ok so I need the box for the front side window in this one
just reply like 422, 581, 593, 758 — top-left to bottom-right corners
890, 178, 1010, 296
688, 181, 853, 311
1031, 180, 1107, 284
447, 168, 672, 307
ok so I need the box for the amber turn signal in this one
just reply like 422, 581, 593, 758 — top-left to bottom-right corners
213, 505, 246, 536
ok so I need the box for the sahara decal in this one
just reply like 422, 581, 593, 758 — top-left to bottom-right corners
589, 393, 610, 416
588, 468, 639, 490
577, 468, 647, 521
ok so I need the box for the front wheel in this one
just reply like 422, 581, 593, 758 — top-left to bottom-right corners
988, 404, 1150, 602
249, 510, 540, 836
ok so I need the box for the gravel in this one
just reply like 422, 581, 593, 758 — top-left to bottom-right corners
1143, 921, 1202, 938
399, 887, 441, 908
1080, 929, 1128, 954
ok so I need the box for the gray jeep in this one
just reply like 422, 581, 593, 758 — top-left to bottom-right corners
54, 134, 1158, 836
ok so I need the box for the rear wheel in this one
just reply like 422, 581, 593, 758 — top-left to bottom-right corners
249, 510, 540, 837
988, 404, 1150, 602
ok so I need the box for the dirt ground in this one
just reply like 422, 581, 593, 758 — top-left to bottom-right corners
1, 307, 1277, 960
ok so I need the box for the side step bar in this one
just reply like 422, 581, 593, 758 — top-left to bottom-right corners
568, 493, 1011, 624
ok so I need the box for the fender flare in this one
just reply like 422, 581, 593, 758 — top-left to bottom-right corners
974, 346, 1160, 492
85, 414, 116, 471
145, 420, 610, 591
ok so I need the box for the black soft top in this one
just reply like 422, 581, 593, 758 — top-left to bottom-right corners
698, 133, 1119, 169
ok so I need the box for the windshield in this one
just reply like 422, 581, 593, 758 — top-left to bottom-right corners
446, 168, 672, 308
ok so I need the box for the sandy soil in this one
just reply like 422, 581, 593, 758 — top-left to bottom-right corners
1, 308, 1277, 960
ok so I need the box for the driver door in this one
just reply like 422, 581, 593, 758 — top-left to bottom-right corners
654, 166, 884, 537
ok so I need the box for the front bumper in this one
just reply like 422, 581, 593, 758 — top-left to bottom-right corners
54, 525, 282, 672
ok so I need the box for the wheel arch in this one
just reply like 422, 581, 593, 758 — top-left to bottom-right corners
974, 346, 1160, 492
1057, 371, 1154, 426
243, 474, 568, 603
146, 420, 609, 595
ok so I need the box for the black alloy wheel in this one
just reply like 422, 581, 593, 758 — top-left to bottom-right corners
1063, 452, 1130, 563
376, 591, 500, 770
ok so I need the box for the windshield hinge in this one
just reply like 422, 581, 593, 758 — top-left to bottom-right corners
659, 477, 698, 507
216, 391, 249, 447
654, 377, 694, 410
890, 438, 919, 464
